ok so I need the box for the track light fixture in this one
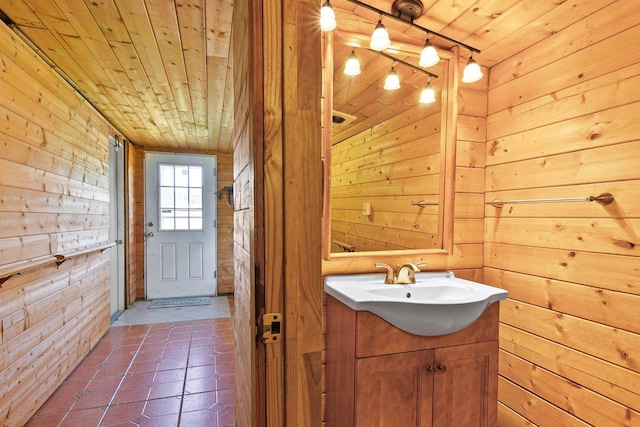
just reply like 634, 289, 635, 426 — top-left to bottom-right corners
383, 67, 401, 90
343, 51, 361, 76
320, 0, 337, 32
419, 36, 439, 68
374, 50, 437, 95
370, 20, 391, 51
322, 0, 483, 83
376, 49, 437, 79
462, 52, 483, 83
419, 78, 436, 104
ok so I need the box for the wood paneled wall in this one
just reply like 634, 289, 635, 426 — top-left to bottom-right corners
331, 103, 442, 252
281, 0, 324, 423
450, 53, 487, 280
129, 146, 235, 298
485, 3, 640, 425
0, 23, 112, 426
129, 143, 144, 301
231, 0, 256, 425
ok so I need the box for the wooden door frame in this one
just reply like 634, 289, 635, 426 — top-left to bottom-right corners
261, 0, 324, 425
235, 0, 322, 425
252, 0, 269, 424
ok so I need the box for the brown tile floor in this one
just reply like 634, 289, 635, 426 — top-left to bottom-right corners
25, 303, 235, 427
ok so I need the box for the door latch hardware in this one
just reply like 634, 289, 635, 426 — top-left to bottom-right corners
261, 313, 282, 344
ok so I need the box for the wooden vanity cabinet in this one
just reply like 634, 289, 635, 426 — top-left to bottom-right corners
325, 295, 499, 427
355, 349, 435, 426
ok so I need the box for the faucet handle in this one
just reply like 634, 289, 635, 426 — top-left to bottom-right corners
375, 262, 395, 284
400, 262, 425, 271
395, 262, 426, 284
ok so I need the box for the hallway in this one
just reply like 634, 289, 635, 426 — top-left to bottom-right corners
24, 297, 235, 427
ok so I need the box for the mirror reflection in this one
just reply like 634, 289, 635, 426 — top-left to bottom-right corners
327, 29, 452, 254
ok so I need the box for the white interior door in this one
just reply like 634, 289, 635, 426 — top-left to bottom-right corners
145, 152, 217, 299
109, 137, 126, 321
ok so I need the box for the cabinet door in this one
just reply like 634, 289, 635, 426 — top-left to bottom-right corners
355, 350, 434, 427
432, 341, 498, 427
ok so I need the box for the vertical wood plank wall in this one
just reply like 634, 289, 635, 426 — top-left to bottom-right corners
130, 144, 144, 301
129, 147, 235, 298
331, 104, 442, 252
282, 0, 324, 424
232, 0, 256, 425
485, 3, 640, 425
0, 23, 112, 426
215, 154, 235, 293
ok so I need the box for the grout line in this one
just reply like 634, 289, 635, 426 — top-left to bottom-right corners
94, 325, 152, 426
175, 323, 194, 426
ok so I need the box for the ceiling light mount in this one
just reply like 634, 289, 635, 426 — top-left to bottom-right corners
346, 0, 480, 55
391, 0, 424, 23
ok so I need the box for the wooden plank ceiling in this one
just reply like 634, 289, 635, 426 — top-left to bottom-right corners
0, 0, 604, 152
0, 0, 233, 152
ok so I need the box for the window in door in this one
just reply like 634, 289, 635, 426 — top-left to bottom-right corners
159, 164, 204, 231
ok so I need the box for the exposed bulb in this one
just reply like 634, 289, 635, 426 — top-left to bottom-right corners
343, 51, 361, 76
419, 40, 439, 68
320, 1, 336, 32
370, 20, 391, 51
383, 67, 400, 90
462, 55, 483, 83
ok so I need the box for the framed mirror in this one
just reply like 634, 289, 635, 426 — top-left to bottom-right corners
321, 4, 459, 261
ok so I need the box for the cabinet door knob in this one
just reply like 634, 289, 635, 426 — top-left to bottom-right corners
436, 364, 447, 373
425, 365, 436, 374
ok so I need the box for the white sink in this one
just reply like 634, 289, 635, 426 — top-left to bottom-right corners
324, 271, 507, 336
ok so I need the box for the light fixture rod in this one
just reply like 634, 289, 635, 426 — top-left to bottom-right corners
347, 0, 480, 54
373, 49, 438, 78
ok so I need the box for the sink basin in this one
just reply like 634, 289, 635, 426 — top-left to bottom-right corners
324, 271, 507, 336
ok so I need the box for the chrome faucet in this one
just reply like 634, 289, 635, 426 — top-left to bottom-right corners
375, 262, 426, 284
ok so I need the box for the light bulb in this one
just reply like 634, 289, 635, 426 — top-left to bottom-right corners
419, 40, 439, 68
343, 51, 361, 76
320, 1, 336, 32
419, 83, 436, 104
462, 55, 483, 83
383, 67, 400, 90
370, 20, 390, 51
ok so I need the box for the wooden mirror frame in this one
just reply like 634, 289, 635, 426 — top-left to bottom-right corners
321, 32, 459, 274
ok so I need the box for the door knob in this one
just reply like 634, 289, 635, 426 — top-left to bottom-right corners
436, 364, 447, 373
146, 231, 154, 237
425, 365, 436, 374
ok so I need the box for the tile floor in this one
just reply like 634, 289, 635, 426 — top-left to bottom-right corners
25, 296, 235, 427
